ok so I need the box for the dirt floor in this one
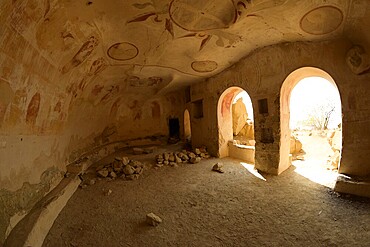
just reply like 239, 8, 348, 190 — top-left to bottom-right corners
43, 144, 370, 247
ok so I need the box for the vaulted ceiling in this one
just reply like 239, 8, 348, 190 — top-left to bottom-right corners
1, 0, 370, 98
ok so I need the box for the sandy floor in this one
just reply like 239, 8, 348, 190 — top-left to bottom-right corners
43, 145, 370, 247
292, 132, 340, 188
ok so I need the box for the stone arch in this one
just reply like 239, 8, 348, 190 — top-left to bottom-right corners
279, 67, 342, 174
217, 86, 254, 158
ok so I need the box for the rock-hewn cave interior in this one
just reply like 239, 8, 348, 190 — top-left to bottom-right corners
1, 0, 370, 246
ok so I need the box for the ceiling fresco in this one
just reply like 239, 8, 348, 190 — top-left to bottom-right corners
2, 0, 369, 98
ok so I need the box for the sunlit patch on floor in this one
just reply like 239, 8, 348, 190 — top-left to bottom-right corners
240, 162, 266, 181
293, 160, 338, 188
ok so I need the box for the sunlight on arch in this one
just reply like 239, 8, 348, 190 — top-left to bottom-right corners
233, 91, 254, 121
217, 86, 255, 164
280, 67, 342, 188
290, 77, 341, 130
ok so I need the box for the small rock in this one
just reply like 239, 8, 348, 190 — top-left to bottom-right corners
168, 154, 175, 162
155, 154, 163, 160
79, 184, 88, 189
175, 156, 182, 164
157, 158, 164, 163
188, 152, 196, 159
122, 157, 130, 166
123, 165, 135, 175
131, 160, 143, 168
212, 163, 224, 173
146, 213, 162, 226
200, 153, 207, 158
89, 179, 96, 185
190, 157, 201, 164
126, 174, 139, 180
133, 147, 144, 155
112, 160, 122, 172
105, 189, 112, 196
110, 171, 117, 178
163, 153, 170, 161
181, 155, 189, 161
194, 148, 201, 155
114, 156, 122, 161
163, 160, 169, 166
169, 162, 177, 167
97, 168, 109, 178
135, 167, 143, 174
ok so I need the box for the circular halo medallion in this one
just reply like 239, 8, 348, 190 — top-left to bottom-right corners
107, 42, 139, 61
300, 6, 343, 35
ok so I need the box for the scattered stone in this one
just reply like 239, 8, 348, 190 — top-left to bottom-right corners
133, 147, 144, 155
181, 154, 189, 161
89, 179, 96, 185
122, 157, 130, 166
133, 160, 143, 167
97, 168, 109, 178
114, 156, 122, 161
112, 160, 122, 172
110, 171, 117, 178
126, 174, 139, 180
135, 167, 143, 174
163, 160, 169, 166
123, 165, 135, 175
105, 189, 112, 196
169, 162, 177, 167
188, 152, 196, 159
156, 154, 163, 160
163, 153, 170, 161
212, 163, 224, 173
190, 157, 201, 164
146, 213, 162, 226
194, 148, 201, 155
175, 156, 182, 163
79, 184, 88, 189
168, 154, 175, 162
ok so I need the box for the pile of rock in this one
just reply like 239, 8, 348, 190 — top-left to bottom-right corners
96, 156, 144, 180
155, 147, 210, 167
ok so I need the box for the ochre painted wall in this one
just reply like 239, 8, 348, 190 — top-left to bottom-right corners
190, 39, 370, 177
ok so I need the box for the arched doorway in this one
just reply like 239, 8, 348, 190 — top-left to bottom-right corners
217, 87, 255, 163
184, 109, 191, 143
280, 67, 342, 185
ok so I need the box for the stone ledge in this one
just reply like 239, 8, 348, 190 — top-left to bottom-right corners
334, 174, 370, 198
4, 176, 81, 247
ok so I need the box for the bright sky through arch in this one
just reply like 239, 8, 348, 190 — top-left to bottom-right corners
290, 77, 341, 130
